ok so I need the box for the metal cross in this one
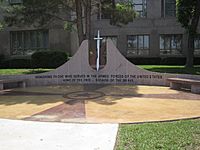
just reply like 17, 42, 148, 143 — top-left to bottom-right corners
94, 30, 103, 71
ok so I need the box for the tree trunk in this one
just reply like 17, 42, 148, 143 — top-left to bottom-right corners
85, 0, 91, 41
186, 33, 194, 68
185, 0, 200, 68
110, 0, 116, 25
75, 0, 85, 45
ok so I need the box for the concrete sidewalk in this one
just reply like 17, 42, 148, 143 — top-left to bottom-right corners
0, 119, 118, 150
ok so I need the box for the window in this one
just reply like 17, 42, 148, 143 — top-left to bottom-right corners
162, 0, 176, 17
10, 30, 49, 55
98, 0, 147, 19
9, 0, 23, 5
160, 34, 182, 55
127, 35, 150, 56
194, 35, 200, 55
131, 0, 147, 17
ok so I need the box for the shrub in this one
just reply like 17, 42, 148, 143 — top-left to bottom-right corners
160, 57, 186, 65
0, 57, 31, 69
194, 57, 200, 65
127, 57, 161, 65
31, 50, 69, 68
0, 54, 5, 67
0, 54, 4, 61
0, 54, 5, 65
127, 57, 200, 65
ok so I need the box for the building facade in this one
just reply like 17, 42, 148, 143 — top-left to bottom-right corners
0, 0, 71, 57
91, 0, 200, 59
0, 0, 200, 61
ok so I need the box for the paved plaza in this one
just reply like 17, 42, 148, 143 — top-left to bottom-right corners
0, 85, 199, 123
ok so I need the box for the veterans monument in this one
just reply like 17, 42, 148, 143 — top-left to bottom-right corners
94, 30, 103, 72
0, 31, 200, 87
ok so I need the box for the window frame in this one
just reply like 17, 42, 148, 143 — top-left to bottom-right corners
9, 0, 23, 5
194, 34, 200, 56
159, 34, 183, 56
131, 0, 147, 18
127, 34, 150, 56
10, 30, 49, 56
161, 0, 176, 18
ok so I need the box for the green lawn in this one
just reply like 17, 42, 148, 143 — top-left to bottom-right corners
0, 69, 53, 75
0, 66, 200, 75
116, 119, 200, 150
139, 65, 200, 75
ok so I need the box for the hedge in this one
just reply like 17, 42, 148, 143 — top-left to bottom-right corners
0, 54, 4, 63
31, 50, 69, 68
0, 57, 31, 69
0, 50, 69, 69
127, 57, 200, 65
0, 53, 199, 68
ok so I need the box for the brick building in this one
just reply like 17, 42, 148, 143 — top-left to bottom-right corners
0, 0, 200, 62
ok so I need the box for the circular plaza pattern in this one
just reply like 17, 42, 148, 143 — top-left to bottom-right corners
63, 91, 105, 100
0, 85, 199, 123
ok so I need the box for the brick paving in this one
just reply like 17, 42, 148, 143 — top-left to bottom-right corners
0, 85, 199, 123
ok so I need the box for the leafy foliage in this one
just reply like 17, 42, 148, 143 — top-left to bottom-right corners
1, 0, 73, 27
176, 0, 200, 67
177, 0, 200, 34
0, 21, 4, 31
112, 3, 136, 26
1, 57, 31, 69
64, 21, 76, 31
31, 50, 69, 68
101, 1, 136, 27
0, 0, 137, 44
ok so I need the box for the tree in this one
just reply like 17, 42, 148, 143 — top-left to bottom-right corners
0, 22, 4, 31
101, 0, 136, 27
75, 0, 93, 44
0, 0, 136, 45
177, 0, 200, 68
0, 0, 92, 44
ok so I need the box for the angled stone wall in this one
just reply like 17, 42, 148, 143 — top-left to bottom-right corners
0, 40, 200, 87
